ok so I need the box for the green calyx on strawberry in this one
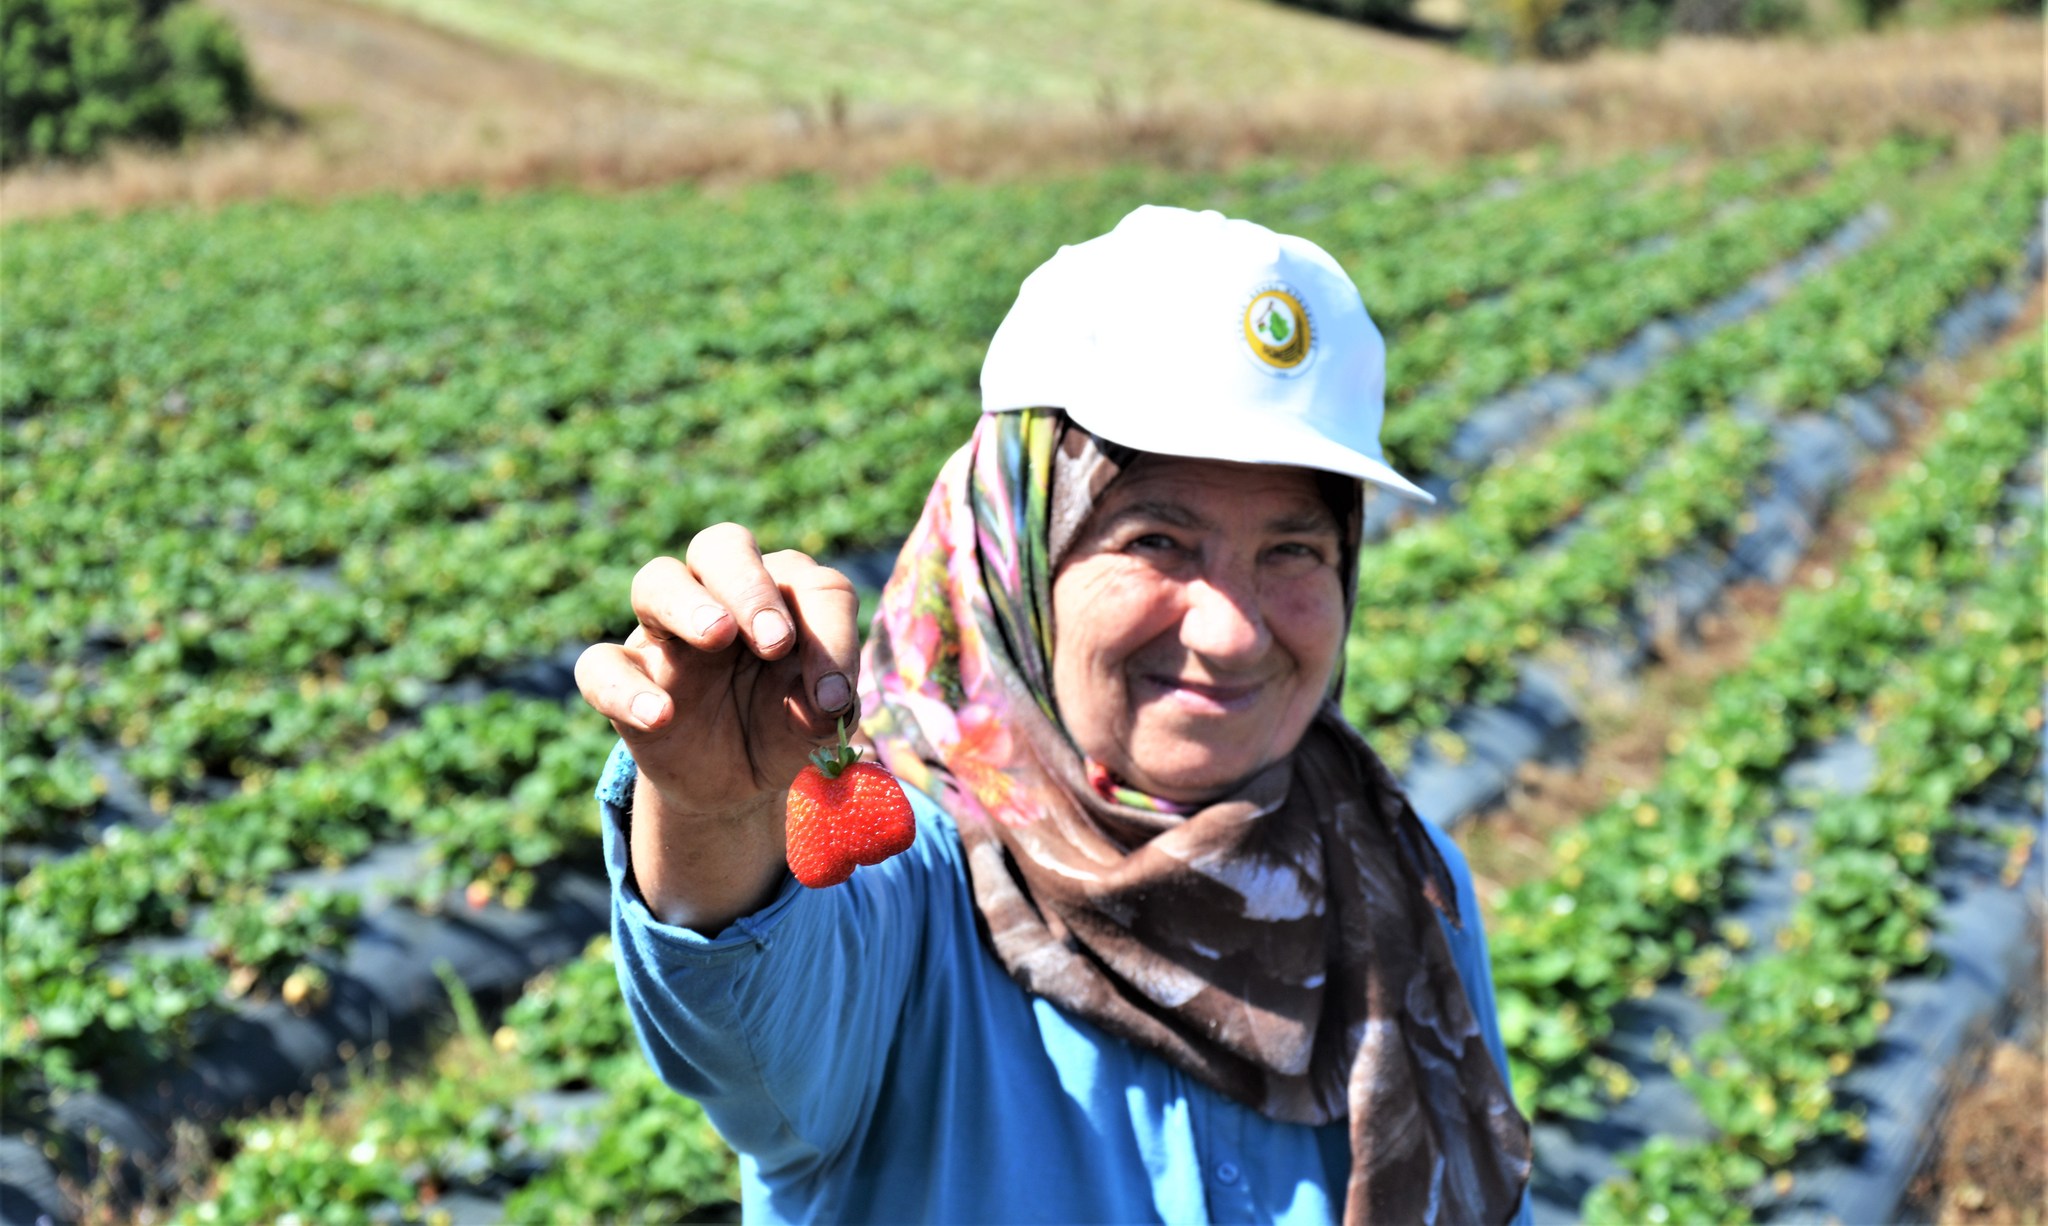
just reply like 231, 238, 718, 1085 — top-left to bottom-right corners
785, 717, 915, 889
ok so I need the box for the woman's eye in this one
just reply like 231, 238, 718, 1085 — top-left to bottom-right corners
1268, 541, 1328, 564
1131, 533, 1182, 552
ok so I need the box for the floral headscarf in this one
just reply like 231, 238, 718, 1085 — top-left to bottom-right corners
859, 409, 1533, 1225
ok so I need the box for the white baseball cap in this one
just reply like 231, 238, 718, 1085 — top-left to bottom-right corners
980, 204, 1433, 505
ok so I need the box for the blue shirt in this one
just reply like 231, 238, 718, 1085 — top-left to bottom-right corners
600, 742, 1533, 1224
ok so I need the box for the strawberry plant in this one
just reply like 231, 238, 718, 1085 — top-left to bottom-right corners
0, 690, 103, 845
201, 886, 363, 1003
1490, 330, 2042, 1119
1378, 137, 1943, 470
495, 938, 638, 1090
1343, 131, 2041, 772
500, 1065, 739, 1225
1582, 1136, 1764, 1225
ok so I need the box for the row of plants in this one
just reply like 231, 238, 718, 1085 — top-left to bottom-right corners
1, 694, 615, 1118
1377, 135, 1942, 470
1348, 130, 2032, 618
0, 155, 1877, 1177
1341, 142, 1821, 334
4, 151, 2031, 1113
0, 134, 2015, 1080
2, 139, 2030, 1215
140, 345, 2041, 1224
161, 945, 739, 1225
4, 140, 1739, 661
1486, 333, 2043, 1129
1, 143, 1623, 544
1341, 131, 2041, 769
1, 686, 105, 845
0, 141, 1817, 824
1587, 495, 2043, 1223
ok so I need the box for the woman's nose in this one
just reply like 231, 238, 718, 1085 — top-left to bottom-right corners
1178, 573, 1268, 662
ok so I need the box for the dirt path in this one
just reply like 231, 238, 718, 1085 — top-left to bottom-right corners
209, 0, 640, 119
0, 0, 719, 218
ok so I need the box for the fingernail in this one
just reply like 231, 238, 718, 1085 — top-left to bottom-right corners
691, 606, 727, 637
816, 672, 851, 712
753, 609, 790, 649
631, 692, 666, 728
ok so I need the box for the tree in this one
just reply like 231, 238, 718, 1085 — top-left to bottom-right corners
1, 0, 258, 167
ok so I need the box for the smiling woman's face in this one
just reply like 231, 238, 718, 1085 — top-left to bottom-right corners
1050, 456, 1349, 805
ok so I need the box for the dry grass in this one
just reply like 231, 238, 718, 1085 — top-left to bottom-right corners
343, 0, 1464, 111
1, 1, 2038, 222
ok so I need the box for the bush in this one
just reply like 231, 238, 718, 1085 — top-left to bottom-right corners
0, 0, 257, 167
1468, 0, 1810, 58
1466, 0, 1663, 57
1275, 0, 1422, 24
1927, 0, 2038, 17
1669, 0, 1808, 36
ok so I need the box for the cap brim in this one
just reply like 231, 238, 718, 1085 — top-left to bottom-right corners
1059, 399, 1437, 507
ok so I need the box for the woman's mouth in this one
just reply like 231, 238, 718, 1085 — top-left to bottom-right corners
1138, 674, 1263, 714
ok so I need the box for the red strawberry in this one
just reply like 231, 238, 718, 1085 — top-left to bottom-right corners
785, 718, 915, 889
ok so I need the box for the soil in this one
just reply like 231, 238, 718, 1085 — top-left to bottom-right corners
207, 0, 643, 121
1904, 925, 2048, 1226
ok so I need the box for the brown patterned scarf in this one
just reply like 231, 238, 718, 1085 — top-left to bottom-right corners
859, 408, 1532, 1224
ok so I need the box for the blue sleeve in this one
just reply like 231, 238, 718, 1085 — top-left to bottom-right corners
596, 741, 940, 1184
1424, 819, 1536, 1226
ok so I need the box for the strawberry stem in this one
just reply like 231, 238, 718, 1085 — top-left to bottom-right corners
807, 715, 863, 779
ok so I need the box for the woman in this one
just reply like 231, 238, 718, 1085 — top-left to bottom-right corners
574, 206, 1535, 1224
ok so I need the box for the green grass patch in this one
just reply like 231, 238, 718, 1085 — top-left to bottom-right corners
346, 0, 1450, 114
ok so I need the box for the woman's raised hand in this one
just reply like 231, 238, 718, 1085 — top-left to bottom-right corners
575, 523, 861, 928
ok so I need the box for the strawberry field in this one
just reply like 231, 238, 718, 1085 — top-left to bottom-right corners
3, 129, 2043, 1223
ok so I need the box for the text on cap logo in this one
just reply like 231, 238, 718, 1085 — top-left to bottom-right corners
1243, 287, 1312, 371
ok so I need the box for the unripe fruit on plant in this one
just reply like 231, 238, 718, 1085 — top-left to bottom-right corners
786, 718, 915, 888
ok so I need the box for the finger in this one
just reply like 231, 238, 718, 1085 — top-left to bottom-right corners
686, 523, 797, 660
765, 551, 862, 726
575, 641, 673, 734
631, 555, 737, 650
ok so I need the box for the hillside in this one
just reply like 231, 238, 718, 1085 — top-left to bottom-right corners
0, 1, 2035, 219
342, 0, 1469, 114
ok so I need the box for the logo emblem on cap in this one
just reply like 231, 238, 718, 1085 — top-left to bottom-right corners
1243, 287, 1312, 372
